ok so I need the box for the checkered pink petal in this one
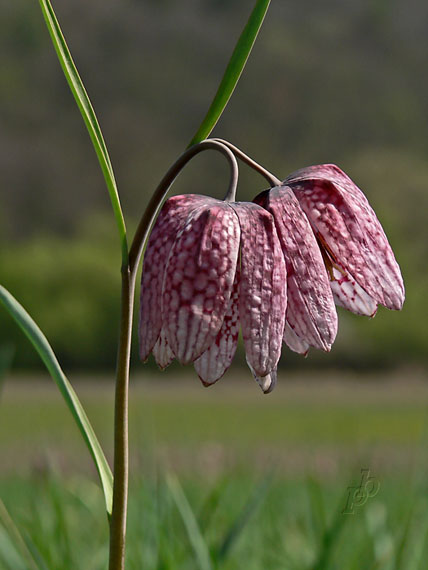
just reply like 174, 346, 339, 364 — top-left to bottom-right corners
246, 358, 277, 394
194, 267, 240, 385
230, 202, 287, 378
283, 323, 310, 355
254, 186, 337, 351
139, 194, 214, 361
330, 262, 377, 317
286, 165, 405, 312
162, 203, 240, 364
152, 328, 174, 369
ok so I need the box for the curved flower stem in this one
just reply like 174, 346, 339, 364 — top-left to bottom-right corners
128, 139, 238, 275
109, 139, 238, 570
211, 138, 281, 187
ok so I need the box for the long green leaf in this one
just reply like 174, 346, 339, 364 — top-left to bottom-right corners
38, 0, 128, 262
0, 286, 113, 516
188, 0, 271, 146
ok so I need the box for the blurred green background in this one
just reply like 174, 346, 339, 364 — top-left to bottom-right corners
1, 0, 427, 372
1, 2, 428, 568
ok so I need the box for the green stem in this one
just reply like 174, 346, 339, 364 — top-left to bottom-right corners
211, 138, 281, 187
108, 267, 135, 570
128, 140, 238, 274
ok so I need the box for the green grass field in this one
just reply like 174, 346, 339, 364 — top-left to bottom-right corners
1, 370, 428, 569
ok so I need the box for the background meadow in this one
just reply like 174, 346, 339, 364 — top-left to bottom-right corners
1, 0, 428, 568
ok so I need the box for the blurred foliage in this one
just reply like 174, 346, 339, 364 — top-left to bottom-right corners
1, 0, 428, 369
0, 216, 124, 369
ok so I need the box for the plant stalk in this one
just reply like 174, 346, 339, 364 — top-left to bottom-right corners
128, 140, 238, 273
212, 138, 281, 187
108, 266, 135, 570
108, 140, 239, 569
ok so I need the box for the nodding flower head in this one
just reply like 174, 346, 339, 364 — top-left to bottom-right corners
255, 165, 404, 342
139, 194, 286, 393
138, 139, 405, 392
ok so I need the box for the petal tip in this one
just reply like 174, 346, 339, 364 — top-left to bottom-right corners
199, 377, 219, 388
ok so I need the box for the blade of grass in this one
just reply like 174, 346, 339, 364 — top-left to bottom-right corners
197, 476, 230, 533
215, 472, 273, 564
0, 343, 14, 401
166, 473, 213, 570
20, 531, 50, 570
188, 0, 271, 146
311, 490, 349, 570
306, 477, 327, 543
393, 501, 415, 570
38, 0, 128, 262
0, 285, 113, 516
0, 498, 40, 570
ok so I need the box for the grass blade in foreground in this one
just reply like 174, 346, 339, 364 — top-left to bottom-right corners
0, 498, 40, 570
188, 0, 271, 146
215, 472, 273, 563
0, 285, 113, 516
166, 473, 213, 570
0, 343, 14, 401
38, 0, 127, 261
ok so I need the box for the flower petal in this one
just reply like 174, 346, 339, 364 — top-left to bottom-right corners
139, 194, 214, 361
254, 186, 337, 351
152, 328, 175, 369
230, 202, 286, 377
286, 166, 405, 311
194, 267, 240, 385
162, 203, 240, 364
283, 322, 309, 355
246, 357, 277, 394
329, 261, 378, 317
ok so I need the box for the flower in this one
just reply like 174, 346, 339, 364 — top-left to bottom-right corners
253, 185, 338, 356
258, 165, 405, 332
139, 194, 286, 393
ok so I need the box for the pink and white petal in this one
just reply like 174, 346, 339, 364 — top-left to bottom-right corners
152, 328, 175, 369
330, 265, 377, 317
162, 203, 240, 364
194, 269, 240, 385
231, 202, 286, 377
246, 357, 277, 394
283, 323, 309, 355
287, 170, 405, 311
139, 194, 215, 360
286, 164, 373, 206
255, 187, 337, 351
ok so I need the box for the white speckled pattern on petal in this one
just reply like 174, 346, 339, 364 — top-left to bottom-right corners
286, 166, 405, 311
329, 263, 378, 317
194, 267, 240, 385
162, 203, 240, 364
139, 194, 214, 361
254, 186, 337, 351
152, 328, 175, 369
231, 202, 287, 377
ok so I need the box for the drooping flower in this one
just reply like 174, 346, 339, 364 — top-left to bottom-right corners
139, 194, 286, 393
269, 164, 404, 322
254, 185, 338, 355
